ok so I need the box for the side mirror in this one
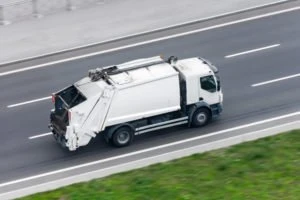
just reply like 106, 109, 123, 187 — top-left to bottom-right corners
217, 84, 221, 91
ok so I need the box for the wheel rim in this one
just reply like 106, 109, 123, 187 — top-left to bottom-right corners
196, 112, 207, 124
117, 131, 130, 144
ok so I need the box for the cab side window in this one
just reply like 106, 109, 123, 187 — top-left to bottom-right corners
200, 75, 216, 93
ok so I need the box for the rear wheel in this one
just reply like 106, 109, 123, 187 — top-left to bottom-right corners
112, 126, 134, 147
191, 108, 211, 127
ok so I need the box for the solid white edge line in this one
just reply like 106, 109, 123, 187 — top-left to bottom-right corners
0, 0, 290, 66
0, 110, 299, 188
29, 132, 52, 140
7, 96, 51, 108
252, 73, 300, 87
3, 120, 299, 200
225, 44, 280, 58
1, 120, 299, 200
0, 6, 299, 77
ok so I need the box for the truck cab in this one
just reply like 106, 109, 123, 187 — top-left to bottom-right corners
174, 57, 222, 110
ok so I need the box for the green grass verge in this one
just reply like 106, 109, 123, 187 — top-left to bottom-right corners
20, 130, 300, 200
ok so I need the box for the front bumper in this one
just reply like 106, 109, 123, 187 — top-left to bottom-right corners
211, 103, 223, 118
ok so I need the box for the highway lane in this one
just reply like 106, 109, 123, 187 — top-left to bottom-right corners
1, 5, 300, 101
1, 9, 300, 109
0, 7, 300, 193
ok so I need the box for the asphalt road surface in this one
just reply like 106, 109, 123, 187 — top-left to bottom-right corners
0, 3, 299, 196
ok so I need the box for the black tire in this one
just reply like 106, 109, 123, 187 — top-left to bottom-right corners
112, 126, 134, 147
191, 108, 211, 127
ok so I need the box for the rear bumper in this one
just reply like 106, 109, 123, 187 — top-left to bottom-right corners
49, 110, 68, 148
48, 123, 67, 148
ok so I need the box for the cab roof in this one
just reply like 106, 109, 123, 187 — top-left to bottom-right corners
174, 58, 214, 79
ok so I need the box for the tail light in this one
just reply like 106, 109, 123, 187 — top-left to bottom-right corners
51, 94, 56, 103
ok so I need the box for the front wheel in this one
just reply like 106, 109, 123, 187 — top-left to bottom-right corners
191, 108, 211, 127
112, 126, 134, 147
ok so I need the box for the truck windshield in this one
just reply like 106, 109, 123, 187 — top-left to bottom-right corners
55, 85, 86, 110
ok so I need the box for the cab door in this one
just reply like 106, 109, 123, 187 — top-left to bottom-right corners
198, 75, 219, 105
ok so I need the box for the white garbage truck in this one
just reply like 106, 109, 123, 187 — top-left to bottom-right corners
49, 56, 223, 151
